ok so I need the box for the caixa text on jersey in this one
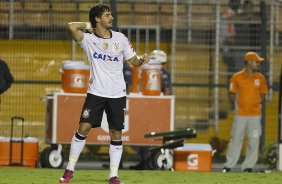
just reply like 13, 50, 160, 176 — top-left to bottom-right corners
93, 52, 119, 62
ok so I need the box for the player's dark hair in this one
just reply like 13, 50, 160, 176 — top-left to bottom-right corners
89, 4, 111, 28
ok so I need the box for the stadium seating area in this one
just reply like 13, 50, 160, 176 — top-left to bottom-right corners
0, 0, 216, 29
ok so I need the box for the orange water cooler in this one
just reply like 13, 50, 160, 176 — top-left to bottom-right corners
141, 64, 162, 95
131, 66, 141, 93
60, 61, 90, 93
0, 137, 39, 168
174, 143, 212, 172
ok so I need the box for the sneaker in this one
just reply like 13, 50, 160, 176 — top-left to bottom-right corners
222, 167, 231, 173
243, 168, 253, 173
59, 169, 73, 183
109, 176, 124, 184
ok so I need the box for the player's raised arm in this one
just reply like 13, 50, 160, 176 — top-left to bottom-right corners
66, 22, 93, 43
127, 54, 149, 67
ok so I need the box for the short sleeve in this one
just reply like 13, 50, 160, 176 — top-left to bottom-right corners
123, 35, 136, 60
229, 75, 237, 93
79, 33, 89, 49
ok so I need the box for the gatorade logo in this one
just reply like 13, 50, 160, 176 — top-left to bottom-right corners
146, 70, 160, 90
187, 154, 199, 169
71, 74, 85, 88
254, 79, 260, 87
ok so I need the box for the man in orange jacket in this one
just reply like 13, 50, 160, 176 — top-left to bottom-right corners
222, 52, 268, 173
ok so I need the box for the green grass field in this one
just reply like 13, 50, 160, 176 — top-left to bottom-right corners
1, 168, 282, 184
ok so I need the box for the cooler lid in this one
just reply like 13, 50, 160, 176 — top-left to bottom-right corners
24, 137, 40, 142
149, 58, 162, 65
142, 64, 162, 70
62, 60, 89, 70
175, 143, 212, 151
0, 136, 39, 142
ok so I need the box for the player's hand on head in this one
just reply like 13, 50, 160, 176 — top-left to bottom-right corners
85, 22, 94, 33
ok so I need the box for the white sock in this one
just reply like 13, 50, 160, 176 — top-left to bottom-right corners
66, 132, 86, 171
109, 140, 123, 179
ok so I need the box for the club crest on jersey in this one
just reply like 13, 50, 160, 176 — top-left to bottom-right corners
254, 79, 260, 86
112, 42, 120, 52
82, 108, 91, 118
93, 52, 119, 62
102, 43, 108, 50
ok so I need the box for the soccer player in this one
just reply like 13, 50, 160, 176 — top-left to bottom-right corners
59, 4, 149, 184
222, 52, 268, 173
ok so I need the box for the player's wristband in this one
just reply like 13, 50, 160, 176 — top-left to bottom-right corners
137, 56, 144, 65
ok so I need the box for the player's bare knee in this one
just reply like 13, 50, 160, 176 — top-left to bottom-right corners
109, 128, 122, 140
78, 122, 92, 136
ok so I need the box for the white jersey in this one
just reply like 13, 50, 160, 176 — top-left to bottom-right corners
80, 31, 136, 98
